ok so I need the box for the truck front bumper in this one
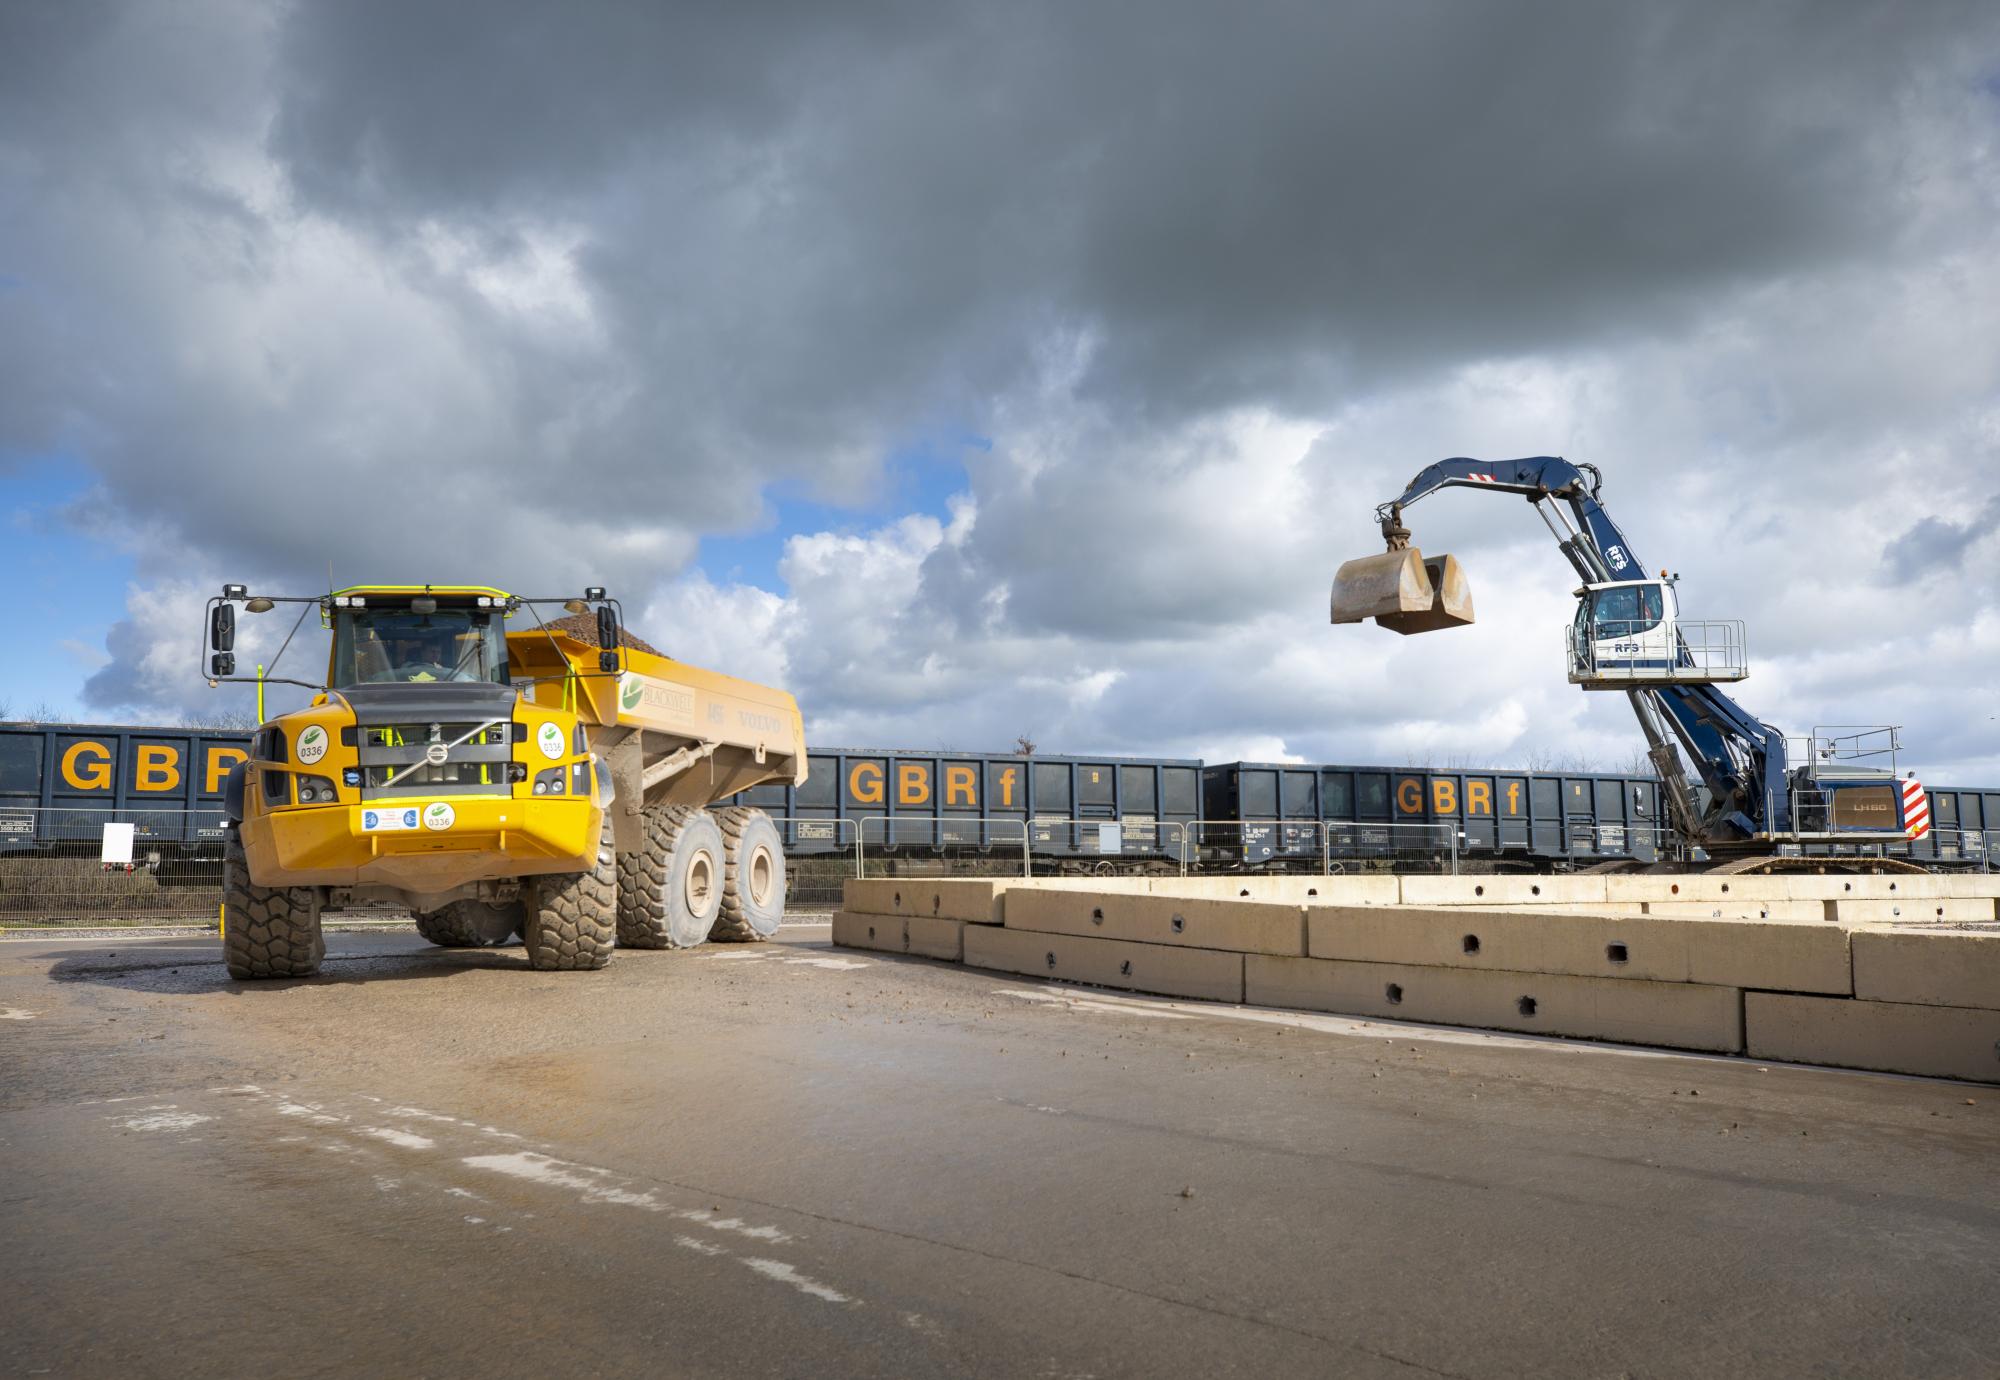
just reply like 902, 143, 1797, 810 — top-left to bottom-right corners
241, 794, 602, 894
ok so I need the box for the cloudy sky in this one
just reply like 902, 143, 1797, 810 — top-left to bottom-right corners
3, 1, 1998, 781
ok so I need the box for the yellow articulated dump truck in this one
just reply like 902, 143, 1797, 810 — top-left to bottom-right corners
200, 584, 806, 980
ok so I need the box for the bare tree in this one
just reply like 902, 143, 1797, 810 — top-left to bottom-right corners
179, 707, 261, 731
0, 696, 12, 721
26, 701, 66, 723
1013, 734, 1037, 756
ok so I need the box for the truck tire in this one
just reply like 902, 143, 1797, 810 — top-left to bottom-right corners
413, 900, 523, 948
617, 804, 724, 949
523, 840, 617, 971
221, 831, 324, 980
710, 806, 785, 942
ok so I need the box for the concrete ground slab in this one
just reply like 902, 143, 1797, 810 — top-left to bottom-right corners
1851, 927, 2000, 1010
1247, 954, 1744, 1052
1746, 992, 2000, 1084
1306, 905, 1852, 994
1004, 890, 1306, 956
965, 925, 1245, 1003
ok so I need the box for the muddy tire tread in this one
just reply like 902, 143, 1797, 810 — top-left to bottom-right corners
524, 840, 617, 971
221, 831, 325, 980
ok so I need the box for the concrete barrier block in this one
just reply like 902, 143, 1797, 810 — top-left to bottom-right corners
1397, 875, 1609, 907
964, 925, 1245, 1003
1745, 992, 2000, 1084
1152, 875, 1400, 906
1307, 905, 1851, 994
1246, 955, 1743, 1052
1851, 928, 2000, 1010
1003, 889, 1306, 956
841, 878, 1006, 923
831, 910, 968, 960
1829, 898, 1998, 924
1642, 900, 1826, 921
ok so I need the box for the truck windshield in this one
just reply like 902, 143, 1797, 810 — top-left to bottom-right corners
331, 608, 510, 685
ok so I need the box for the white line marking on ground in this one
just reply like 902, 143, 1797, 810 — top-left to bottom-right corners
675, 1210, 791, 1242
781, 956, 869, 970
461, 1152, 663, 1208
1, 1008, 39, 1020
276, 1101, 346, 1124
361, 1127, 437, 1151
739, 1257, 854, 1304
119, 1109, 213, 1132
676, 1234, 727, 1256
386, 1106, 461, 1124
995, 988, 1197, 1020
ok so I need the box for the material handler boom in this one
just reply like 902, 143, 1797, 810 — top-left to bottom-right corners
1330, 458, 1926, 860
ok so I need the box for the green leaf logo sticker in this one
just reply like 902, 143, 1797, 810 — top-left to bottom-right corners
620, 674, 643, 712
297, 725, 328, 765
538, 722, 567, 760
423, 802, 455, 831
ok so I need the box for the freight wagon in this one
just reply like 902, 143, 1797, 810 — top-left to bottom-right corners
0, 722, 250, 875
1201, 761, 1668, 872
731, 748, 1204, 873
4, 722, 1990, 877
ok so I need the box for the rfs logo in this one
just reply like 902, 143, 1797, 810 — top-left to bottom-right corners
1605, 545, 1631, 572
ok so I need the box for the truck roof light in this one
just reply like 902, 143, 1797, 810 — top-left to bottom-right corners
223, 584, 247, 600
585, 586, 606, 600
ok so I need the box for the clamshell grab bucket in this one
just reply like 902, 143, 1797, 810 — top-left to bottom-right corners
1330, 548, 1475, 635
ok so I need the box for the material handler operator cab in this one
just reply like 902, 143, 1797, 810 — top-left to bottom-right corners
1567, 578, 1747, 686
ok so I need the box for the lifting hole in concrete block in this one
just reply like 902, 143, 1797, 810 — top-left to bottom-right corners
1307, 888, 1318, 896
1239, 888, 1251, 897
1721, 883, 1730, 894
1474, 885, 1485, 897
1606, 942, 1628, 964
1531, 884, 1542, 897
1671, 883, 1680, 895
1172, 914, 1186, 934
1045, 951, 1058, 970
1462, 934, 1480, 954
1517, 996, 1539, 1017
932, 894, 941, 914
1385, 983, 1403, 1005
893, 891, 902, 907
867, 924, 878, 940
1091, 907, 1104, 924
1120, 960, 1132, 976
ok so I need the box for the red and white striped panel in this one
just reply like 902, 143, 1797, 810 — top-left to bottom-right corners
1469, 473, 1497, 483
1900, 778, 1930, 838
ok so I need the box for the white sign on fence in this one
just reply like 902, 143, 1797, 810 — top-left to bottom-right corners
99, 822, 136, 866
1096, 822, 1122, 854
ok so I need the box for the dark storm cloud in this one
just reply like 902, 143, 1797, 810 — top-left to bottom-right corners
1883, 495, 2000, 583
266, 0, 1993, 420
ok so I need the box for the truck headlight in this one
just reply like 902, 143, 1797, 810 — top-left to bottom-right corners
296, 775, 339, 803
533, 766, 567, 795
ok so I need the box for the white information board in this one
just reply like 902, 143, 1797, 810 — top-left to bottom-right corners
100, 822, 136, 866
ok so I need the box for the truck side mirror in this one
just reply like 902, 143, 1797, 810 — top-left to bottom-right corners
596, 604, 618, 650
210, 602, 236, 653
211, 652, 236, 677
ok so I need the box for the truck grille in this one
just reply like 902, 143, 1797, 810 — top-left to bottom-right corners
356, 721, 516, 796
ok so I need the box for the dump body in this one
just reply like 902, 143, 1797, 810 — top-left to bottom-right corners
507, 626, 808, 854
